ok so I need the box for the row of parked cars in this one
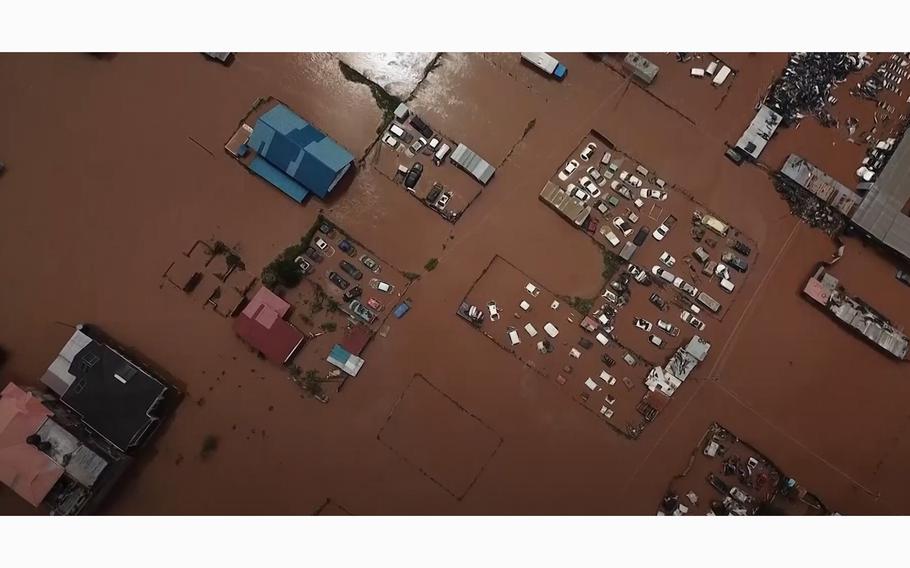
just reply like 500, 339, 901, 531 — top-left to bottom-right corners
297, 222, 399, 324
558, 142, 669, 206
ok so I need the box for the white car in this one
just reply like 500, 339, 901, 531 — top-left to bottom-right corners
673, 277, 699, 298
314, 237, 329, 250
640, 187, 668, 200
579, 176, 601, 198
571, 186, 591, 203
619, 170, 629, 182
627, 210, 639, 224
715, 263, 731, 281
720, 278, 735, 293
370, 279, 395, 293
660, 252, 676, 267
633, 317, 653, 332
435, 193, 450, 210
652, 223, 670, 241
580, 142, 597, 161
633, 198, 645, 209
558, 159, 579, 181
628, 175, 643, 188
604, 230, 621, 247
651, 266, 676, 284
487, 301, 500, 321
586, 167, 607, 187
600, 151, 613, 166
613, 217, 632, 237
681, 310, 706, 331
648, 334, 664, 348
657, 319, 680, 337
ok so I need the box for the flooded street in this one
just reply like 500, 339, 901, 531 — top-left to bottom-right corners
1, 52, 909, 515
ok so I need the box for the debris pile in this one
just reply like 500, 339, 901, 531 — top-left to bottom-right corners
765, 53, 868, 127
773, 175, 845, 235
851, 54, 907, 102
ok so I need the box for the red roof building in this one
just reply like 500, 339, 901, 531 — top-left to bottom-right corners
0, 383, 64, 506
233, 286, 305, 364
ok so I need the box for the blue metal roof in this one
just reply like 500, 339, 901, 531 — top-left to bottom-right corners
248, 104, 354, 200
249, 156, 309, 203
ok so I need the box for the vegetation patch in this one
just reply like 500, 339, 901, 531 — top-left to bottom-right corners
320, 321, 337, 332
262, 215, 325, 290
403, 272, 420, 281
200, 435, 219, 460
424, 258, 439, 271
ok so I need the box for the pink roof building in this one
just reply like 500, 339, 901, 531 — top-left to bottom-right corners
233, 286, 305, 364
0, 383, 64, 507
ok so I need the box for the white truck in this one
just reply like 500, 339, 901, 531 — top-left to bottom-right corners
521, 53, 568, 80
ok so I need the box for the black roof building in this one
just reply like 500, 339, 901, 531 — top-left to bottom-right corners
40, 325, 175, 453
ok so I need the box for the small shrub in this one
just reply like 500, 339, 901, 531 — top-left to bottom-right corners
320, 322, 337, 332
403, 272, 420, 281
200, 435, 219, 460
424, 258, 439, 271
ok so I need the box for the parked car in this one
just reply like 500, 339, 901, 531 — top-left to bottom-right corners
651, 266, 676, 284
657, 319, 680, 337
898, 269, 910, 286
719, 278, 735, 293
487, 301, 500, 321
640, 187, 667, 200
649, 293, 668, 311
367, 297, 384, 311
600, 151, 612, 166
628, 175, 643, 188
660, 252, 676, 267
314, 237, 328, 251
410, 137, 427, 154
558, 159, 579, 181
613, 217, 632, 237
360, 255, 381, 273
342, 286, 362, 302
349, 300, 376, 323
632, 227, 649, 246
673, 277, 698, 298
580, 142, 597, 161
404, 162, 423, 190
715, 263, 732, 281
721, 252, 749, 273
579, 176, 601, 198
652, 214, 677, 241
328, 271, 350, 290
571, 185, 591, 203
370, 279, 395, 293
426, 183, 443, 204
681, 310, 706, 331
318, 222, 335, 236
339, 260, 363, 281
435, 192, 450, 210
693, 246, 710, 264
294, 256, 311, 274
648, 334, 664, 348
338, 239, 356, 256
305, 246, 322, 263
633, 317, 653, 332
587, 167, 607, 187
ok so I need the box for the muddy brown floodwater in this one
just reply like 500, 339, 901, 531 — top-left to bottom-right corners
1, 53, 909, 515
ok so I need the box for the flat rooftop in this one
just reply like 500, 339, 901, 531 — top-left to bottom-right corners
851, 132, 910, 262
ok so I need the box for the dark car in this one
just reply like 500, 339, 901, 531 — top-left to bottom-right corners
338, 239, 356, 257
404, 162, 423, 190
328, 271, 350, 290
339, 260, 363, 281
601, 354, 615, 367
426, 182, 443, 204
360, 255, 380, 273
897, 270, 910, 286
721, 252, 748, 273
649, 293, 668, 311
410, 116, 434, 139
318, 222, 335, 236
343, 286, 362, 302
733, 240, 752, 257
305, 246, 323, 263
632, 227, 649, 246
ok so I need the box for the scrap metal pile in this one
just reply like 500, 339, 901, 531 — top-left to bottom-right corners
773, 175, 845, 235
765, 53, 869, 127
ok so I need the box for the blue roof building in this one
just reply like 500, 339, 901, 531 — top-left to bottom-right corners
247, 104, 354, 202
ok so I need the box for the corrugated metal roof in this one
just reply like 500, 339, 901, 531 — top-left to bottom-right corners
450, 143, 495, 185
248, 104, 353, 200
735, 105, 782, 160
851, 133, 910, 262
